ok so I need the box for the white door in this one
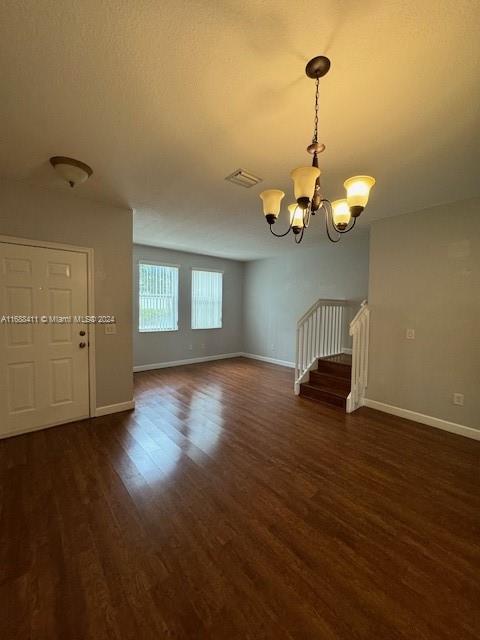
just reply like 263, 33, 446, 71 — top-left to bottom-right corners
0, 242, 90, 438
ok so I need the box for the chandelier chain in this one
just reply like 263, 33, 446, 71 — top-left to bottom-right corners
313, 78, 319, 143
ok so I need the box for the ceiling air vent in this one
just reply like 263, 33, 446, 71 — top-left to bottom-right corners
225, 169, 262, 188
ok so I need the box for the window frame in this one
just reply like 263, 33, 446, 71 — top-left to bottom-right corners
137, 260, 180, 333
190, 267, 224, 330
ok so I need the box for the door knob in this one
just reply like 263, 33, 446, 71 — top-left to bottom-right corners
79, 342, 86, 349
79, 330, 86, 336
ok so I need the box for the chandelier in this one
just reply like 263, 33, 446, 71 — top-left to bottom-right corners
259, 56, 376, 244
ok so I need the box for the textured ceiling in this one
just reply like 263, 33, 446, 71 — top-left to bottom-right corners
1, 0, 479, 260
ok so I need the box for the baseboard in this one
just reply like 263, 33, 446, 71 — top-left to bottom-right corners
0, 414, 90, 440
241, 353, 295, 368
364, 398, 480, 441
133, 352, 243, 372
241, 350, 350, 369
95, 400, 135, 417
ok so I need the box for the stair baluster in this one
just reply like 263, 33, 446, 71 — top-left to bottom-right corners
295, 298, 369, 413
295, 299, 352, 395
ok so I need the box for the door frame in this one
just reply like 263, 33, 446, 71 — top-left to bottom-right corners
0, 235, 96, 418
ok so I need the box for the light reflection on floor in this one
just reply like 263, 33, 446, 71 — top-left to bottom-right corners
116, 381, 225, 489
184, 385, 224, 458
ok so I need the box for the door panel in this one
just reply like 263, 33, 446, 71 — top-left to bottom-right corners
50, 358, 73, 405
7, 361, 36, 413
6, 287, 34, 346
47, 261, 71, 278
0, 242, 90, 437
49, 288, 73, 343
4, 257, 32, 276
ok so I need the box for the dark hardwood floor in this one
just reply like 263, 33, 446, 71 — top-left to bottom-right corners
1, 357, 479, 639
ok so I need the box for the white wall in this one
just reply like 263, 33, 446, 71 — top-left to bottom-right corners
133, 244, 244, 367
0, 179, 133, 408
367, 197, 480, 431
243, 234, 370, 363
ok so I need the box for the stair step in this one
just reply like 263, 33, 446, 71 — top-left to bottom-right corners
309, 370, 351, 393
316, 358, 351, 380
321, 353, 352, 365
299, 383, 347, 408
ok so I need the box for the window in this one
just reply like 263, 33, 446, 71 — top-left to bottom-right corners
138, 262, 179, 332
191, 269, 223, 329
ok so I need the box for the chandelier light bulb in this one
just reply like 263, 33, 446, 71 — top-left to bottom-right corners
343, 176, 376, 217
288, 203, 304, 231
331, 199, 351, 230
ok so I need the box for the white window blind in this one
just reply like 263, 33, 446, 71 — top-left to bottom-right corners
139, 263, 179, 332
191, 270, 223, 329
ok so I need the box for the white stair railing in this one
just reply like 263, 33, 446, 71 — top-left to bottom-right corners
294, 299, 352, 394
346, 300, 370, 413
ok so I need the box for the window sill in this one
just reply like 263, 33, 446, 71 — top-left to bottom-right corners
138, 328, 179, 333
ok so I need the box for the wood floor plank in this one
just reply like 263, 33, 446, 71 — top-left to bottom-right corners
1, 357, 479, 639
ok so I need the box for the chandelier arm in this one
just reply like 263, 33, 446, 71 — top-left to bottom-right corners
294, 227, 305, 244
336, 217, 357, 234
325, 219, 341, 243
322, 199, 357, 236
321, 200, 342, 243
269, 223, 292, 238
303, 204, 312, 229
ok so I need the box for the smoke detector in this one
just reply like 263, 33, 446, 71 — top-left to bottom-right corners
225, 169, 262, 188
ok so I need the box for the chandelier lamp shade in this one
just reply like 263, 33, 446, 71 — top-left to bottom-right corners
259, 55, 376, 244
288, 203, 305, 233
331, 199, 351, 230
260, 189, 285, 223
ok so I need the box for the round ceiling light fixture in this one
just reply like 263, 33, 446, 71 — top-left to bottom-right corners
49, 156, 93, 188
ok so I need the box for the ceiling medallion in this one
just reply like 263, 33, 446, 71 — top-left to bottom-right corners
259, 56, 376, 244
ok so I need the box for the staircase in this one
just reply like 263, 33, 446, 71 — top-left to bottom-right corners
299, 353, 352, 409
294, 299, 370, 412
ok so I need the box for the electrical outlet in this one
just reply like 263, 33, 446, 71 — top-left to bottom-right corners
453, 393, 464, 406
188, 344, 193, 351
406, 328, 415, 340
105, 324, 117, 335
